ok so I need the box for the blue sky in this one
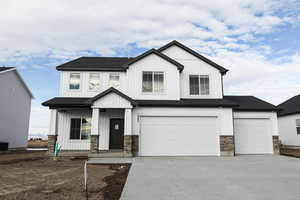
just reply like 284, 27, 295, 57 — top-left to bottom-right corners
1, 0, 300, 136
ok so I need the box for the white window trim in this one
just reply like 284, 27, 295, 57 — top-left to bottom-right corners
88, 72, 101, 92
69, 117, 91, 141
68, 72, 81, 92
189, 74, 210, 96
141, 71, 165, 94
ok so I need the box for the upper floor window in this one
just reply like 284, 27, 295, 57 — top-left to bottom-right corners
296, 119, 300, 134
189, 75, 209, 95
69, 73, 80, 90
70, 117, 91, 140
109, 73, 120, 88
89, 73, 100, 91
142, 71, 164, 93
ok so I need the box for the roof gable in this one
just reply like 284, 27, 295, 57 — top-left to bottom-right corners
158, 40, 228, 75
277, 95, 300, 116
122, 49, 184, 72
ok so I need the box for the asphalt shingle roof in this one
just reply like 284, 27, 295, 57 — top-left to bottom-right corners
0, 67, 14, 72
224, 96, 278, 111
277, 95, 300, 116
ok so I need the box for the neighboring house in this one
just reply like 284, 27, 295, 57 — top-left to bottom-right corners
0, 67, 33, 149
42, 40, 279, 156
277, 95, 300, 148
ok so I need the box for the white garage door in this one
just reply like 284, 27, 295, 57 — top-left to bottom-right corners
140, 116, 219, 156
234, 118, 273, 154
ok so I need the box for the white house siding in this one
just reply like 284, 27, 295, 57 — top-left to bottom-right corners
278, 114, 300, 147
126, 54, 181, 100
160, 45, 223, 99
56, 109, 124, 150
0, 70, 31, 149
92, 93, 132, 109
59, 71, 127, 97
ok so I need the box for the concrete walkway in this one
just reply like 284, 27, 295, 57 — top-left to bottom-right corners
121, 156, 300, 200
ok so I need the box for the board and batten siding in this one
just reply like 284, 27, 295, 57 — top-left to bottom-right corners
56, 109, 124, 150
59, 71, 127, 97
278, 113, 300, 146
0, 70, 31, 148
160, 45, 223, 99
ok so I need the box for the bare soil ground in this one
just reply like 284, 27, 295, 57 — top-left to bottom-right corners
27, 140, 48, 148
0, 152, 130, 200
281, 148, 300, 158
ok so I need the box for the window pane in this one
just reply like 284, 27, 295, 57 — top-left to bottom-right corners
153, 72, 164, 93
109, 73, 120, 88
142, 72, 153, 92
296, 119, 300, 127
89, 73, 100, 90
189, 75, 199, 95
297, 127, 300, 134
70, 118, 81, 139
81, 118, 91, 140
200, 75, 209, 95
69, 73, 80, 90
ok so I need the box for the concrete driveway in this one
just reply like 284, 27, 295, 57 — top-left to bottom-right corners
121, 155, 300, 200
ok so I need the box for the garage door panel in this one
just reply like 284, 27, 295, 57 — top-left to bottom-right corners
140, 116, 219, 156
234, 118, 273, 154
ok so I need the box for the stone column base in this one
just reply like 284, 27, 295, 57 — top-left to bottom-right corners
273, 135, 280, 154
90, 135, 99, 153
123, 135, 132, 157
48, 135, 57, 154
220, 135, 234, 156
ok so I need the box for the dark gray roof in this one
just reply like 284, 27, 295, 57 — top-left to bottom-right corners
42, 97, 90, 108
277, 95, 300, 117
122, 49, 184, 72
224, 96, 278, 111
56, 57, 134, 71
157, 40, 229, 75
0, 67, 14, 72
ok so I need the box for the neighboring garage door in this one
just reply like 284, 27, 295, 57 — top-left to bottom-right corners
234, 118, 273, 154
140, 116, 219, 156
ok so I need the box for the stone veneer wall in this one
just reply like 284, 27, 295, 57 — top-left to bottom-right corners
48, 135, 57, 154
272, 135, 280, 154
132, 135, 139, 156
123, 135, 132, 157
90, 135, 99, 153
220, 135, 234, 156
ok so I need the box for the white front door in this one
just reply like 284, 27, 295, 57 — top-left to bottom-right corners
140, 116, 219, 156
234, 118, 273, 154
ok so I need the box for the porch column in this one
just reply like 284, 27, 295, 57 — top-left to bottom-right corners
48, 109, 57, 154
90, 108, 99, 153
124, 108, 133, 157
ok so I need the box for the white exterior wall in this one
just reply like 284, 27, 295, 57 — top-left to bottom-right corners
126, 54, 180, 100
92, 93, 132, 109
160, 45, 223, 99
59, 71, 127, 97
56, 109, 124, 150
132, 107, 233, 136
278, 114, 300, 146
233, 112, 279, 136
0, 70, 31, 149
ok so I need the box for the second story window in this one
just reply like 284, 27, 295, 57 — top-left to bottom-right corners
142, 71, 164, 93
89, 73, 100, 91
69, 73, 80, 90
109, 73, 120, 88
189, 75, 209, 95
296, 119, 300, 134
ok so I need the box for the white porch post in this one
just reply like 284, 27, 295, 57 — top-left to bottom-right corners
124, 108, 132, 156
48, 109, 57, 153
90, 108, 100, 153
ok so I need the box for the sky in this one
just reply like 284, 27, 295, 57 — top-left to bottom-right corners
1, 0, 300, 137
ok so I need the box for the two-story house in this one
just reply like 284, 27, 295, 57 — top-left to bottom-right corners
42, 40, 280, 157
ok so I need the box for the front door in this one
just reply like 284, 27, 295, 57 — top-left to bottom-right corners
109, 119, 124, 149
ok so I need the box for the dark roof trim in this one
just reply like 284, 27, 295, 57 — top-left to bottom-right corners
0, 67, 15, 72
157, 40, 228, 75
277, 95, 300, 117
88, 87, 136, 105
122, 49, 184, 72
57, 67, 126, 72
42, 97, 90, 109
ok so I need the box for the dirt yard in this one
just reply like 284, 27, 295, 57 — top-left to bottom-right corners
281, 148, 300, 158
0, 152, 130, 200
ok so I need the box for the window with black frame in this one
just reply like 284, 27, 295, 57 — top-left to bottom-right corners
70, 118, 91, 140
296, 119, 300, 134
